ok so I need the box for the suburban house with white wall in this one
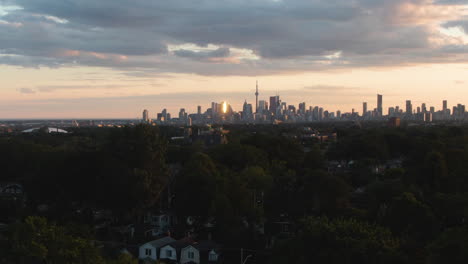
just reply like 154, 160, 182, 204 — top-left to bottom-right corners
138, 236, 176, 262
139, 237, 221, 264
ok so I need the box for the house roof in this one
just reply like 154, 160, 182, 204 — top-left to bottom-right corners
141, 236, 176, 249
193, 240, 220, 252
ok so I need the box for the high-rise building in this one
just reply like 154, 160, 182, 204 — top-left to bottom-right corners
299, 102, 306, 115
142, 109, 149, 123
211, 102, 218, 116
242, 100, 253, 121
197, 105, 202, 115
377, 94, 383, 116
162, 108, 167, 121
179, 108, 186, 121
443, 100, 447, 112
363, 102, 368, 117
258, 100, 267, 113
269, 96, 280, 115
430, 106, 435, 113
421, 103, 427, 113
406, 100, 412, 115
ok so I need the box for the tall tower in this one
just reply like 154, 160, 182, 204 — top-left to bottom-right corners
363, 102, 368, 117
255, 81, 259, 113
377, 94, 383, 116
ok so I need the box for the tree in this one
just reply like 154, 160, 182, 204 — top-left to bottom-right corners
6, 216, 105, 264
175, 153, 220, 218
272, 217, 403, 264
102, 125, 169, 217
427, 226, 468, 264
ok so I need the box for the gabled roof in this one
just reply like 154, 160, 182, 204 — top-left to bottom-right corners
193, 240, 220, 253
141, 236, 176, 249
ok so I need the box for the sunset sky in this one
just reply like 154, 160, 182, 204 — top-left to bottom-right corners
1, 0, 468, 119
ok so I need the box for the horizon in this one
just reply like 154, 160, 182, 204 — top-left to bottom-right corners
1, 1, 468, 118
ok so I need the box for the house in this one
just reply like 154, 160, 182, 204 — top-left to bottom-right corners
194, 240, 221, 263
0, 183, 25, 202
180, 244, 200, 264
138, 236, 176, 262
140, 237, 221, 264
159, 243, 178, 262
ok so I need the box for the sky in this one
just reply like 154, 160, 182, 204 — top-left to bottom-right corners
1, 0, 468, 119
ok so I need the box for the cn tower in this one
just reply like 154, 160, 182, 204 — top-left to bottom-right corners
255, 81, 259, 113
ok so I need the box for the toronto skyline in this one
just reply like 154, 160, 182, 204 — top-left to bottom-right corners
1, 1, 468, 118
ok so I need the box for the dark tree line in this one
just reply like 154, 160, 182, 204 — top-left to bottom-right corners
3, 124, 468, 263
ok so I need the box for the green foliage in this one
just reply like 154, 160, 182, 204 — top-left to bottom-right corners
6, 216, 105, 264
273, 217, 403, 264
427, 226, 468, 264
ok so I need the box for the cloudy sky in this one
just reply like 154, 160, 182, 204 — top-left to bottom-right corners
1, 0, 468, 118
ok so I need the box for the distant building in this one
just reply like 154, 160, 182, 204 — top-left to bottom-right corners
406, 100, 412, 116
388, 117, 401, 127
362, 102, 367, 117
377, 94, 383, 116
143, 109, 150, 123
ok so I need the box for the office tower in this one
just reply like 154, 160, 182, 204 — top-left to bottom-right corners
406, 100, 412, 115
319, 107, 324, 121
422, 103, 427, 113
166, 113, 171, 120
211, 102, 218, 115
269, 96, 279, 114
377, 94, 383, 116
389, 107, 395, 116
197, 105, 202, 115
142, 109, 149, 123
288, 105, 296, 114
162, 108, 167, 121
242, 100, 253, 121
363, 102, 367, 117
430, 106, 435, 113
179, 108, 186, 120
313, 106, 319, 120
443, 100, 447, 112
417, 107, 421, 114
255, 81, 259, 113
337, 110, 341, 119
459, 104, 465, 114
299, 102, 306, 115
258, 100, 266, 113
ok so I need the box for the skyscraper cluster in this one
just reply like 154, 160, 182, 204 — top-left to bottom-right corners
141, 84, 467, 125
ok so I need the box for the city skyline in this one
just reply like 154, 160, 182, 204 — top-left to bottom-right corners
139, 86, 465, 125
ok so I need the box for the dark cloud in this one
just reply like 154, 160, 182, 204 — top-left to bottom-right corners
1, 0, 468, 75
173, 47, 230, 61
444, 18, 468, 32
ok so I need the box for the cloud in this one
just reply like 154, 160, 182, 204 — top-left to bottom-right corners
1, 0, 468, 76
17, 87, 35, 94
173, 47, 231, 62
